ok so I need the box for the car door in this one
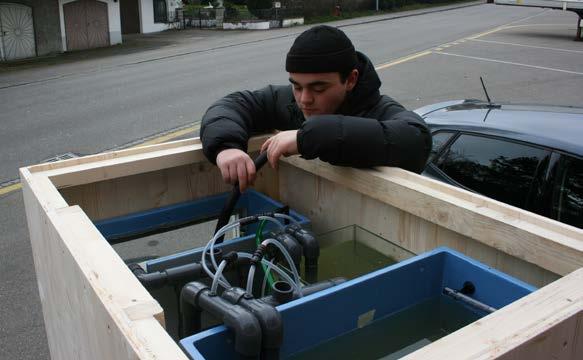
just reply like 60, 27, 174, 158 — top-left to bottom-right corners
548, 153, 583, 228
425, 132, 551, 212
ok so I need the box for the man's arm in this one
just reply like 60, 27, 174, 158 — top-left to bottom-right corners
201, 86, 279, 164
201, 86, 280, 191
296, 103, 432, 173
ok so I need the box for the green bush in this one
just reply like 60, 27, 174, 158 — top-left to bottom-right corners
224, 1, 240, 18
247, 0, 272, 18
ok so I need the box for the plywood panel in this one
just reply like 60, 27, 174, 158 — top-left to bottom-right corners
59, 162, 229, 221
279, 161, 561, 286
281, 156, 583, 276
20, 135, 583, 360
20, 170, 186, 359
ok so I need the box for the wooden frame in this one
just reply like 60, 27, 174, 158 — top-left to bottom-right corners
20, 136, 583, 360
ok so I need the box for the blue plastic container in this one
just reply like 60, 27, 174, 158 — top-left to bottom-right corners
180, 247, 536, 360
93, 189, 310, 271
95, 190, 310, 340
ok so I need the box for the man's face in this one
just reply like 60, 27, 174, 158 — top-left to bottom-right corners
289, 70, 358, 118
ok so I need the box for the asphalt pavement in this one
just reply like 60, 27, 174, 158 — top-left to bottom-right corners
1, 2, 582, 359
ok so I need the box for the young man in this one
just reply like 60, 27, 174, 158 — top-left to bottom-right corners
201, 25, 432, 191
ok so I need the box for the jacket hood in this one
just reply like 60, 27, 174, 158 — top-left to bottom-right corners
337, 51, 382, 115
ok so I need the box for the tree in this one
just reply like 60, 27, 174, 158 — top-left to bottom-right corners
247, 0, 272, 18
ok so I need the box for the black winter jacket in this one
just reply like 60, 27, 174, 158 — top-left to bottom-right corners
201, 52, 432, 173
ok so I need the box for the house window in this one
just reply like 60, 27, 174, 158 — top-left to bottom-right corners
153, 0, 167, 23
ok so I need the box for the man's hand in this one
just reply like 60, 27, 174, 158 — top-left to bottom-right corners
261, 130, 299, 169
216, 149, 256, 192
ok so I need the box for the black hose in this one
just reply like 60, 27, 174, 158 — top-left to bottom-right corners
214, 152, 269, 244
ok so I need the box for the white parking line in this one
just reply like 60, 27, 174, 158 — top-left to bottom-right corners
469, 38, 583, 54
504, 23, 572, 29
434, 51, 583, 76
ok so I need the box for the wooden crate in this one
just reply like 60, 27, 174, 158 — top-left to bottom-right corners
20, 136, 583, 360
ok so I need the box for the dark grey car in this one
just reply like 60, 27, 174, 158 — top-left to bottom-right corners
415, 99, 583, 229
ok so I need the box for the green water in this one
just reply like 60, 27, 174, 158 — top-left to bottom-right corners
312, 240, 399, 282
287, 295, 483, 360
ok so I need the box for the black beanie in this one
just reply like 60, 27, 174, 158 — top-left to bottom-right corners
286, 25, 358, 73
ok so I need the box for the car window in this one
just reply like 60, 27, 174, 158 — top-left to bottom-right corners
429, 131, 455, 161
434, 134, 548, 208
551, 155, 583, 228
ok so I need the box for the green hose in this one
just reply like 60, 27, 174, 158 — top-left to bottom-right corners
256, 219, 275, 292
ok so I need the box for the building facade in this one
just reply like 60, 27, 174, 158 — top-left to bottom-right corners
0, 0, 62, 61
1, 0, 181, 61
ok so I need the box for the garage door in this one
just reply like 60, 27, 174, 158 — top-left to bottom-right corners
64, 0, 109, 51
0, 3, 36, 61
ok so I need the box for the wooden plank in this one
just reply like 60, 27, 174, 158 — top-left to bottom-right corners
56, 141, 277, 221
59, 162, 230, 221
27, 139, 200, 174
278, 162, 560, 286
20, 170, 185, 359
32, 136, 269, 189
43, 144, 204, 189
281, 156, 583, 276
20, 135, 582, 360
402, 268, 583, 360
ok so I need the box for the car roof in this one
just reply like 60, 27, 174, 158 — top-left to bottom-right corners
418, 100, 583, 157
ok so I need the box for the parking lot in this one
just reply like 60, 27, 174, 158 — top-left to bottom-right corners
374, 8, 583, 110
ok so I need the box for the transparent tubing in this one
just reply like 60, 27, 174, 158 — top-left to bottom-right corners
246, 264, 256, 294
257, 215, 285, 230
273, 213, 301, 226
202, 221, 240, 288
237, 252, 302, 295
210, 259, 229, 294
261, 238, 301, 288
261, 259, 276, 298
203, 216, 282, 291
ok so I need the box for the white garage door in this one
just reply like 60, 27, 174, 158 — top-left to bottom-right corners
0, 3, 36, 61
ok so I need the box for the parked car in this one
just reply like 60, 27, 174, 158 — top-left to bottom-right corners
414, 99, 583, 229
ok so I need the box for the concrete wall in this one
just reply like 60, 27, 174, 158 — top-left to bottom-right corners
59, 0, 121, 51
2, 0, 63, 57
139, 0, 181, 34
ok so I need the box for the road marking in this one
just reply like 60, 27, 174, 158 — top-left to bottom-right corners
469, 38, 583, 54
375, 50, 432, 71
434, 51, 583, 76
504, 23, 571, 29
0, 183, 22, 196
0, 122, 202, 197
137, 122, 201, 147
467, 26, 508, 40
467, 10, 551, 40
374, 10, 552, 71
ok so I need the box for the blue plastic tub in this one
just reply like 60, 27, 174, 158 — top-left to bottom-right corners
180, 247, 536, 360
93, 189, 310, 271
95, 189, 310, 340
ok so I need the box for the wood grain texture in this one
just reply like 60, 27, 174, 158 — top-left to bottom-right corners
20, 170, 185, 359
281, 156, 583, 276
19, 135, 582, 359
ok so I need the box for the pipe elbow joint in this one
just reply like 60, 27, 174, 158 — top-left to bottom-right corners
224, 309, 262, 358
